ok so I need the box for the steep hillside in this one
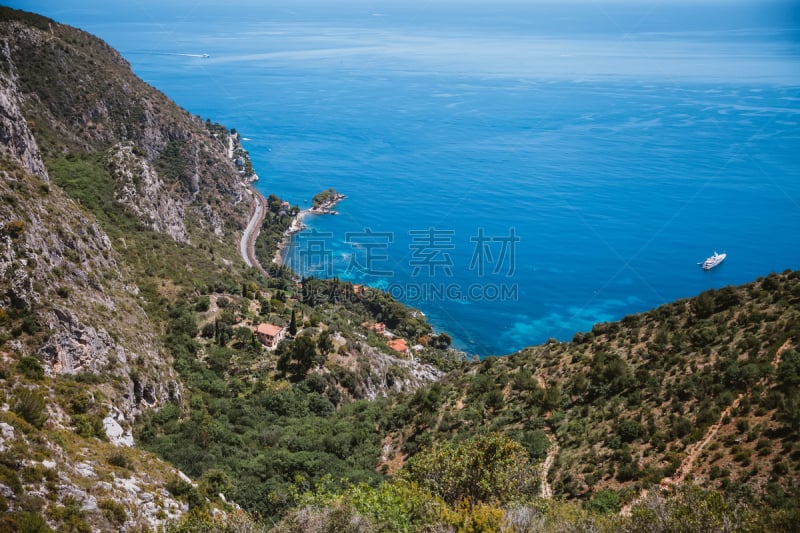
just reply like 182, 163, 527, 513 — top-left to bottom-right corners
383, 271, 800, 509
0, 3, 259, 425
1, 7, 250, 243
0, 8, 454, 530
0, 6, 257, 529
257, 273, 799, 532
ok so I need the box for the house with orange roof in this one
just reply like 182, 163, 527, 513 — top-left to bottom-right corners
387, 338, 409, 356
255, 323, 285, 349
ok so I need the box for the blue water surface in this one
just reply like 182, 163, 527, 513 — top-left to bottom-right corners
11, 0, 800, 356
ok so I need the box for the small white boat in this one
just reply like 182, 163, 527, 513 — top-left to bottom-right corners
700, 251, 726, 270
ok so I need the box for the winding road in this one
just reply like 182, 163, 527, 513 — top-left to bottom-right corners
240, 188, 269, 277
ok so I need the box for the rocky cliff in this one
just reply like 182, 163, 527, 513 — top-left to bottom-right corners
0, 7, 258, 530
1, 9, 249, 243
0, 38, 47, 181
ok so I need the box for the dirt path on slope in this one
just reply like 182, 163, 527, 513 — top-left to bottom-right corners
540, 427, 559, 499
666, 339, 793, 488
536, 374, 558, 499
620, 339, 794, 517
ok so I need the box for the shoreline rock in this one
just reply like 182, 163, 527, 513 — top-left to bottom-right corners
309, 191, 346, 215
273, 192, 345, 265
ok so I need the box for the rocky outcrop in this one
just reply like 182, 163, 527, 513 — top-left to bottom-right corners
40, 308, 117, 374
106, 142, 189, 243
0, 158, 180, 419
335, 341, 443, 401
0, 40, 48, 181
1, 15, 250, 243
0, 9, 255, 530
0, 407, 189, 531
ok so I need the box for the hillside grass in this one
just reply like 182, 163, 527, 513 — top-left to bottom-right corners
382, 271, 800, 510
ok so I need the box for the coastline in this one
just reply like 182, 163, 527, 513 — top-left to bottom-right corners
272, 192, 346, 266
272, 209, 309, 265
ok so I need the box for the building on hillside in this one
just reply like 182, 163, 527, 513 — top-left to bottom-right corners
255, 323, 285, 349
361, 321, 386, 336
387, 338, 410, 356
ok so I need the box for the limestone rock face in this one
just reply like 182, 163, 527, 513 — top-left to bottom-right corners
334, 341, 443, 401
103, 414, 135, 447
107, 142, 189, 243
40, 308, 116, 374
0, 17, 250, 244
0, 40, 48, 181
0, 166, 181, 418
0, 9, 255, 530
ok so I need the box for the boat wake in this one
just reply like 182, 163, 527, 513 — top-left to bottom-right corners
125, 51, 209, 58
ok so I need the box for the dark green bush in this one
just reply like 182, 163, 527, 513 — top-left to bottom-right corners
16, 356, 44, 380
98, 499, 127, 525
12, 388, 48, 428
108, 452, 133, 470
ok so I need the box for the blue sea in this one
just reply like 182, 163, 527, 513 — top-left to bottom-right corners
14, 0, 800, 356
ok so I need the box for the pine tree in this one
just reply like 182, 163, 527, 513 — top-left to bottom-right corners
289, 309, 297, 336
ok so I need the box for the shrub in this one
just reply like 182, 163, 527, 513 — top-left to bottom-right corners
199, 468, 232, 499
16, 356, 44, 380
12, 388, 48, 428
200, 322, 216, 339
585, 489, 620, 514
47, 495, 89, 533
0, 464, 23, 496
616, 464, 640, 482
98, 499, 127, 526
617, 419, 643, 442
71, 414, 104, 439
3, 219, 26, 238
69, 392, 90, 415
195, 296, 210, 312
6, 511, 52, 532
108, 452, 133, 470
400, 433, 537, 506
166, 477, 203, 509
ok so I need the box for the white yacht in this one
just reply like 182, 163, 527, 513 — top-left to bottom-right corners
700, 251, 726, 270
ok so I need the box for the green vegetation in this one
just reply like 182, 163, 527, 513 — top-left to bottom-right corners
379, 270, 800, 509
4, 7, 800, 530
253, 194, 299, 269
138, 270, 800, 528
12, 388, 48, 429
311, 188, 341, 208
400, 433, 538, 505
131, 265, 460, 522
270, 440, 798, 532
0, 6, 54, 31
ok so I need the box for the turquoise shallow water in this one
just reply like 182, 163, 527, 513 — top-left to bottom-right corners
13, 1, 800, 356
